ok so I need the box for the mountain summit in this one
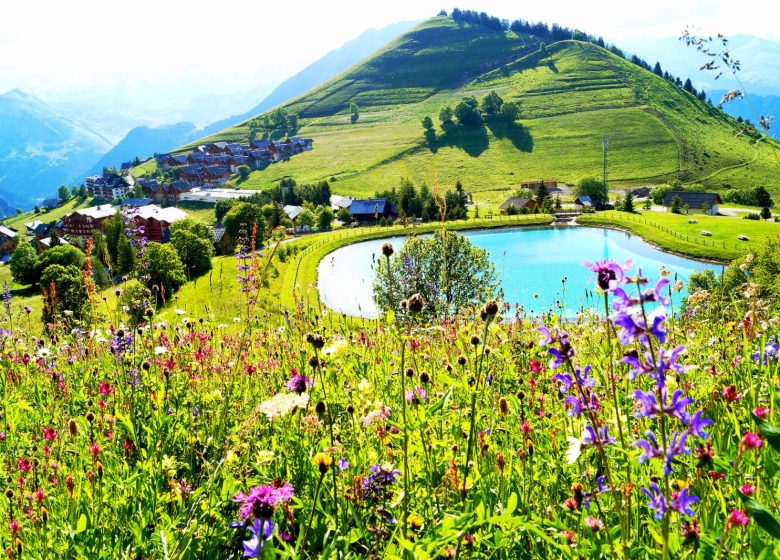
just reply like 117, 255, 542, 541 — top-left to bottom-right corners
163, 15, 780, 198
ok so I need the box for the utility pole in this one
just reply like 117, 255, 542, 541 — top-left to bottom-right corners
602, 135, 609, 203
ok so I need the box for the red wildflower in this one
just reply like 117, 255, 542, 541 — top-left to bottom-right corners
42, 427, 58, 441
754, 407, 771, 419
17, 459, 31, 473
722, 385, 742, 403
727, 509, 750, 528
98, 382, 113, 396
740, 432, 763, 451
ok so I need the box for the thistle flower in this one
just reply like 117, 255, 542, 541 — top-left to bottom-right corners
233, 482, 294, 520
285, 374, 313, 394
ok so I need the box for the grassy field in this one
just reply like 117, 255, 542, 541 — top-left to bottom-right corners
577, 209, 780, 260
141, 18, 780, 206
1, 197, 95, 230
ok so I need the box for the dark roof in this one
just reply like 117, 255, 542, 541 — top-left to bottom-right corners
120, 161, 132, 170
206, 165, 229, 176
122, 198, 154, 207
663, 191, 722, 207
179, 165, 202, 174
349, 198, 391, 215
250, 139, 270, 148
499, 197, 534, 210
171, 180, 191, 190
574, 196, 592, 206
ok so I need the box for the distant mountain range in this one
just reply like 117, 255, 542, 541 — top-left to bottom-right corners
618, 34, 780, 96
86, 20, 418, 175
0, 89, 110, 214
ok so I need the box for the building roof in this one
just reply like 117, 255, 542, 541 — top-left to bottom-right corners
75, 205, 117, 220
135, 205, 188, 224
330, 195, 354, 209
25, 220, 44, 231
0, 226, 17, 239
120, 162, 133, 170
349, 198, 391, 215
206, 165, 229, 176
39, 237, 69, 248
663, 191, 722, 208
499, 197, 534, 210
122, 198, 154, 207
574, 196, 595, 206
283, 205, 304, 220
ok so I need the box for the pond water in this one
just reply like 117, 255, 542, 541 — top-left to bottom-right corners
317, 226, 724, 318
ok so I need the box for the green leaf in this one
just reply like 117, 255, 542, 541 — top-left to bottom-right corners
752, 414, 780, 454
427, 387, 452, 416
76, 513, 87, 534
740, 495, 780, 540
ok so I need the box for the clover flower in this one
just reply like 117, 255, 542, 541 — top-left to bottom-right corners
233, 482, 294, 520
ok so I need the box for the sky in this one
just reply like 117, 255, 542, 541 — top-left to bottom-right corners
1, 0, 776, 107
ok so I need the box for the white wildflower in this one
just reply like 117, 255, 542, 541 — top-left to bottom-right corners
258, 392, 310, 422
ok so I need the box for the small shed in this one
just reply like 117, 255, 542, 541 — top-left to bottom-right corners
499, 197, 537, 213
663, 191, 722, 215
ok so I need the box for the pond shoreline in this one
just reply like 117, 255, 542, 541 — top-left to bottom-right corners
316, 224, 722, 318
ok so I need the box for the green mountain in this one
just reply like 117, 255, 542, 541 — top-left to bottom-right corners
174, 16, 780, 203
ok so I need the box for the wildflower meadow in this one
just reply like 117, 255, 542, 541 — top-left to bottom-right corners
0, 235, 779, 559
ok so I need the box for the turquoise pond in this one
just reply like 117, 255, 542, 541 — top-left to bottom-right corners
317, 226, 724, 318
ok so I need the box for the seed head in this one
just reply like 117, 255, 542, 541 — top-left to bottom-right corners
406, 294, 424, 314
381, 243, 394, 258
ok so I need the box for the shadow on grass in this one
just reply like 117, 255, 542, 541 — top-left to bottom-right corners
486, 121, 534, 152
426, 124, 490, 157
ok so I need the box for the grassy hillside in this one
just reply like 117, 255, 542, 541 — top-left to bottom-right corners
164, 17, 779, 205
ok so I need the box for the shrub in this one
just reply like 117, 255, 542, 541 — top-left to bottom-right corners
373, 231, 500, 319
143, 242, 186, 299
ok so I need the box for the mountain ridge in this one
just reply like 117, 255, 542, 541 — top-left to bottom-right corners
161, 16, 779, 201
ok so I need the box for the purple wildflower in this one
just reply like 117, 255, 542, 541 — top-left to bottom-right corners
583, 259, 632, 291
285, 374, 313, 394
405, 386, 427, 404
233, 483, 295, 520
641, 482, 667, 520
242, 517, 273, 558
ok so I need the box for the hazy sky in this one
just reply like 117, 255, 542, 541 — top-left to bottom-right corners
1, 0, 775, 101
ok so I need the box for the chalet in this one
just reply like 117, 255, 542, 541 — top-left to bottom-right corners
120, 161, 133, 176
212, 220, 234, 254
179, 165, 205, 186
521, 179, 558, 190
348, 198, 395, 223
0, 226, 18, 255
86, 171, 131, 200
574, 196, 602, 211
225, 143, 245, 156
133, 205, 188, 242
289, 136, 314, 151
248, 150, 272, 170
206, 142, 230, 155
62, 205, 117, 237
188, 151, 207, 164
499, 197, 537, 213
330, 195, 354, 211
161, 154, 188, 169
227, 155, 249, 173
663, 191, 722, 215
250, 139, 270, 149
137, 178, 159, 197
203, 165, 230, 186
25, 221, 51, 240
